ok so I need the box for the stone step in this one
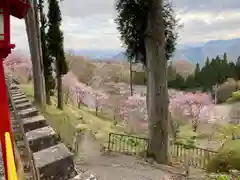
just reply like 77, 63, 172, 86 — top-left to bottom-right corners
33, 143, 77, 180
10, 85, 19, 90
22, 115, 47, 132
11, 89, 22, 94
15, 102, 32, 111
14, 98, 29, 105
26, 126, 58, 152
12, 92, 25, 97
18, 107, 39, 119
12, 95, 27, 101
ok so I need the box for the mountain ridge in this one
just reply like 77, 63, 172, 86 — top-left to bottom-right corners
69, 38, 240, 65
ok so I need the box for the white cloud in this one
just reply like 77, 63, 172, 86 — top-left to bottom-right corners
9, 0, 240, 51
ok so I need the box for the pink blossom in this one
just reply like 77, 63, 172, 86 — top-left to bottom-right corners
170, 92, 214, 131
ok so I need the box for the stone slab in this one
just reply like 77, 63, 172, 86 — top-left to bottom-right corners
34, 143, 77, 179
15, 102, 32, 110
11, 89, 22, 94
12, 95, 27, 101
14, 98, 29, 105
18, 107, 39, 119
26, 126, 58, 152
11, 92, 25, 97
22, 115, 47, 132
10, 85, 19, 90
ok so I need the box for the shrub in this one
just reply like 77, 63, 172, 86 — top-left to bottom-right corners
216, 79, 240, 103
207, 140, 240, 173
227, 90, 240, 103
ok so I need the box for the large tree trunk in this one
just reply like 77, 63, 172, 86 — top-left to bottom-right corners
130, 57, 133, 96
57, 74, 63, 109
45, 83, 51, 105
25, 0, 46, 107
146, 0, 169, 164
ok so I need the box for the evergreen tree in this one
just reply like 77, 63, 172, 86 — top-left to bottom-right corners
194, 63, 200, 86
235, 56, 240, 80
223, 52, 227, 62
115, 0, 180, 65
39, 0, 55, 105
47, 0, 68, 109
168, 74, 185, 90
116, 0, 173, 164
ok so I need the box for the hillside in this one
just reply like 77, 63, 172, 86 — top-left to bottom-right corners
172, 60, 195, 77
67, 55, 194, 87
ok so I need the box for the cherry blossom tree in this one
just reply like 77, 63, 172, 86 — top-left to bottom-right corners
170, 92, 213, 132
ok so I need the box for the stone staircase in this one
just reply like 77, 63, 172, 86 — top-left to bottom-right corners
8, 85, 82, 179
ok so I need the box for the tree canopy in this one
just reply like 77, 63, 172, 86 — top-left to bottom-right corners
47, 0, 68, 75
168, 53, 240, 91
115, 0, 180, 65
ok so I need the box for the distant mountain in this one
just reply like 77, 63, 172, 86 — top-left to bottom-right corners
172, 38, 240, 65
112, 52, 128, 61
110, 38, 240, 65
67, 49, 123, 61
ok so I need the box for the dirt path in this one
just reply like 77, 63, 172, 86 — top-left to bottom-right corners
75, 154, 175, 180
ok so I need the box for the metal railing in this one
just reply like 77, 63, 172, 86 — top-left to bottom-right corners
107, 133, 217, 169
108, 133, 149, 156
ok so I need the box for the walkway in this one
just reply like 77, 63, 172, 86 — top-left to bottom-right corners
75, 153, 179, 180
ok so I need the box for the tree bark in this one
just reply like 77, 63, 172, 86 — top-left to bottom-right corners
46, 83, 51, 105
130, 57, 133, 96
56, 73, 63, 109
25, 0, 46, 108
146, 0, 169, 164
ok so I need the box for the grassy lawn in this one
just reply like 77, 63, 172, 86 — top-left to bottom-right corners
19, 84, 230, 152
19, 84, 127, 149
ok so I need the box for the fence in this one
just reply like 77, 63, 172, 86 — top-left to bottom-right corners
108, 133, 149, 156
170, 141, 217, 169
107, 133, 217, 169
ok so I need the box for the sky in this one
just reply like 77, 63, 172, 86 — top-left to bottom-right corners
10, 0, 240, 51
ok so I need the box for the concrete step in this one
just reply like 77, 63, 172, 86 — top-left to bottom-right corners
11, 89, 22, 94
26, 126, 58, 152
22, 115, 47, 132
12, 92, 25, 97
12, 95, 27, 101
18, 107, 39, 119
15, 102, 32, 111
33, 143, 77, 179
10, 85, 19, 90
14, 98, 29, 105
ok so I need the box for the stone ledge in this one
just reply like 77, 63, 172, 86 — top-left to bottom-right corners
14, 98, 29, 105
12, 95, 27, 101
12, 92, 25, 97
33, 143, 77, 179
15, 102, 32, 110
18, 107, 39, 119
22, 115, 47, 132
9, 83, 81, 179
26, 126, 58, 152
